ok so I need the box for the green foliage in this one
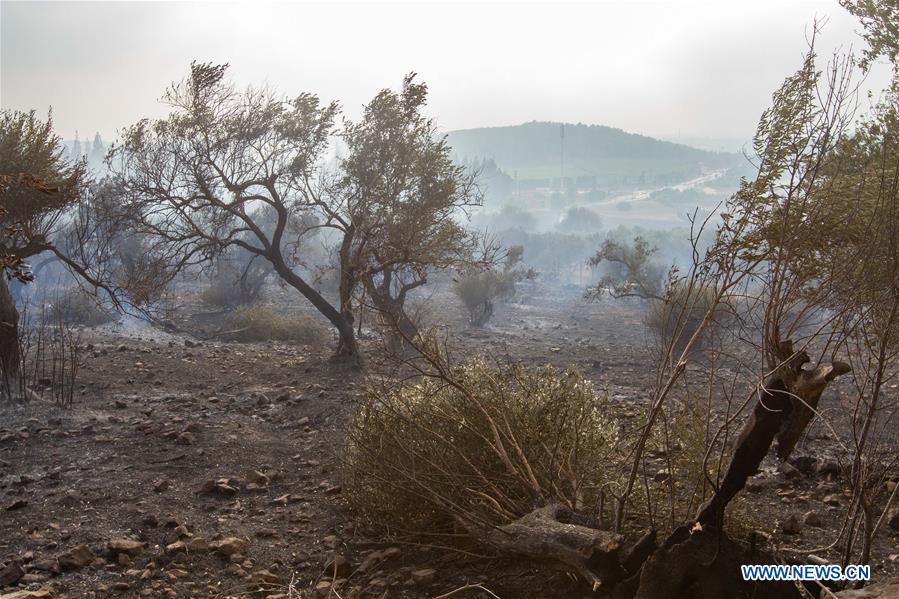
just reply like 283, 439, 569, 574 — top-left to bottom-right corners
111, 61, 340, 277
0, 115, 141, 320
818, 86, 899, 346
224, 305, 327, 345
840, 0, 899, 71
344, 359, 619, 533
0, 111, 87, 269
339, 73, 480, 280
715, 42, 897, 361
333, 74, 483, 343
0, 111, 85, 223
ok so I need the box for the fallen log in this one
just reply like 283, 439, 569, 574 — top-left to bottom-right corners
463, 503, 626, 591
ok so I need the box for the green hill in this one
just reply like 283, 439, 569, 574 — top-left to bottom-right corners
446, 121, 740, 186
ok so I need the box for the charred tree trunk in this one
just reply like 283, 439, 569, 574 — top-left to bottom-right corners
613, 525, 808, 599
611, 344, 851, 598
696, 346, 850, 527
363, 273, 419, 348
0, 275, 21, 398
694, 371, 796, 528
269, 257, 359, 361
337, 226, 357, 346
774, 359, 853, 461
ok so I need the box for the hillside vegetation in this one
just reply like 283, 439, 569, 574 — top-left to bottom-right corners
448, 121, 741, 184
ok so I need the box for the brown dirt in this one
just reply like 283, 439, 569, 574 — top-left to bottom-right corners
1, 283, 896, 598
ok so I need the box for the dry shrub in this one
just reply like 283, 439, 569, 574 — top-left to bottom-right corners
199, 265, 267, 310
22, 307, 82, 407
453, 270, 516, 327
400, 296, 435, 331
644, 284, 731, 355
224, 305, 327, 345
199, 279, 246, 310
344, 359, 619, 535
49, 289, 114, 327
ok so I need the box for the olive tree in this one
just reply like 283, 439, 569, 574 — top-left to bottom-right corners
109, 63, 361, 355
321, 74, 482, 342
113, 65, 482, 358
586, 235, 665, 300
0, 111, 115, 397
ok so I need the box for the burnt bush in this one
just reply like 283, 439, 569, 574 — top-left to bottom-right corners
452, 269, 516, 327
344, 359, 619, 534
223, 305, 327, 345
48, 288, 114, 327
453, 246, 535, 327
644, 284, 732, 355
199, 256, 271, 310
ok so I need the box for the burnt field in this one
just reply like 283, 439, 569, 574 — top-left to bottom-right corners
3, 4, 899, 596
1, 283, 897, 599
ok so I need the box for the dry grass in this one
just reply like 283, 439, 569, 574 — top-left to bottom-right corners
48, 288, 114, 327
224, 305, 327, 345
644, 284, 731, 354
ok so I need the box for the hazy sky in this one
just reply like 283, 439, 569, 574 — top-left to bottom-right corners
1, 1, 892, 144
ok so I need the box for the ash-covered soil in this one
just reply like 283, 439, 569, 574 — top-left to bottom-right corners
1, 284, 897, 598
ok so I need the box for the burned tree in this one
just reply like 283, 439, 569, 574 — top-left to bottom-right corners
0, 111, 110, 399
110, 63, 360, 356
616, 31, 895, 595
319, 74, 482, 343
113, 65, 481, 357
586, 236, 665, 301
695, 343, 852, 529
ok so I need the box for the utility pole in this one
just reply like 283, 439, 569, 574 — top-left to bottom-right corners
560, 123, 565, 192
